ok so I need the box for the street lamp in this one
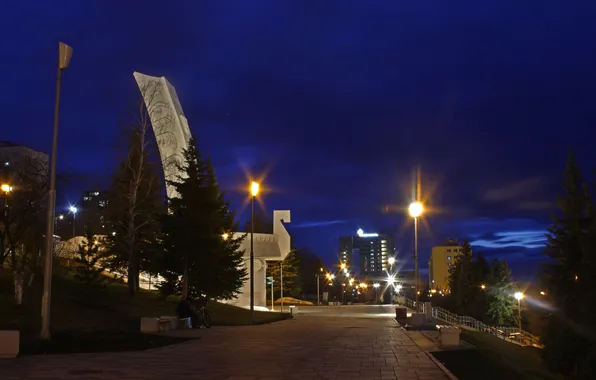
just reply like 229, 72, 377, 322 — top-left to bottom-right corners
69, 205, 77, 239
1, 184, 12, 209
409, 201, 423, 311
222, 233, 229, 241
249, 181, 259, 323
514, 292, 524, 334
42, 41, 73, 341
388, 257, 395, 266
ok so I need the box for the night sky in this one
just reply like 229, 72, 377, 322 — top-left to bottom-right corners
3, 1, 596, 281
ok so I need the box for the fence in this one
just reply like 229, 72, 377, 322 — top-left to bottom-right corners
398, 298, 543, 348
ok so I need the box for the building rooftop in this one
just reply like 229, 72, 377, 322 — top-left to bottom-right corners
435, 239, 460, 247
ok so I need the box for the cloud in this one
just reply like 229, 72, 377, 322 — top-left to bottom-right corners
471, 230, 547, 249
291, 220, 350, 229
483, 177, 544, 202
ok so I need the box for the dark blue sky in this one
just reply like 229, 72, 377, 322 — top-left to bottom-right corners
3, 1, 596, 281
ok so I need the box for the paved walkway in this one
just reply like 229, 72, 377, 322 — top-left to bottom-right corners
0, 317, 451, 380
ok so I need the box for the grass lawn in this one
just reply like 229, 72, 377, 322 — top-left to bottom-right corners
0, 271, 291, 355
432, 330, 563, 380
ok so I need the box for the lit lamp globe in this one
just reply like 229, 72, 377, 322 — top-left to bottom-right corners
388, 257, 395, 265
514, 292, 524, 300
409, 201, 423, 218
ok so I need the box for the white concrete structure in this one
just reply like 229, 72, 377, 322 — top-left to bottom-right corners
227, 210, 291, 309
132, 73, 291, 307
133, 72, 192, 200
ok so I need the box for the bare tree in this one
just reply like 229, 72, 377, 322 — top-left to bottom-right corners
105, 80, 166, 295
0, 153, 48, 304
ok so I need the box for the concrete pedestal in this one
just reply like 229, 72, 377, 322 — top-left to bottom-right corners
410, 313, 427, 328
140, 317, 160, 333
0, 331, 19, 359
438, 325, 461, 347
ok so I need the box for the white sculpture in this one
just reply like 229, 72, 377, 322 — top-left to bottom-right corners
229, 210, 291, 309
133, 72, 192, 199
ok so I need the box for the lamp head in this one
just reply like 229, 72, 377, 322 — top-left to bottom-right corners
409, 201, 423, 217
58, 42, 73, 70
250, 181, 259, 196
514, 292, 524, 300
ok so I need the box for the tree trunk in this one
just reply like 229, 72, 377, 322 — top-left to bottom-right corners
182, 257, 189, 299
13, 270, 24, 305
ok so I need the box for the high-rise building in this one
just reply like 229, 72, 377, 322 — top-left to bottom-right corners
338, 229, 395, 276
428, 239, 465, 291
56, 190, 109, 238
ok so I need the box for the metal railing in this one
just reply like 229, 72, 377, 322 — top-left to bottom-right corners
398, 298, 542, 348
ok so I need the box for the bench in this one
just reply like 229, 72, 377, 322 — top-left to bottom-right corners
141, 316, 190, 333
436, 325, 461, 347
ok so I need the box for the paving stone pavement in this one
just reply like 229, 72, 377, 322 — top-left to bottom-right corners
0, 317, 452, 380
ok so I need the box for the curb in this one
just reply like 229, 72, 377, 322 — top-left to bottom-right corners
425, 351, 459, 380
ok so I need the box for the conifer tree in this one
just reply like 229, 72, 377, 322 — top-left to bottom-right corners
73, 230, 108, 289
162, 137, 246, 300
542, 152, 594, 376
485, 259, 516, 326
448, 240, 474, 313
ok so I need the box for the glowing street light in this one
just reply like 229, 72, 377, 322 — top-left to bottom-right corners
481, 284, 486, 290
249, 181, 260, 323
388, 257, 395, 266
250, 181, 260, 197
395, 284, 403, 292
340, 262, 346, 270
222, 233, 229, 240
1, 183, 12, 209
514, 292, 524, 300
409, 200, 423, 311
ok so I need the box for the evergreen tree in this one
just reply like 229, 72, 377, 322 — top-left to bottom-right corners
294, 247, 324, 296
162, 137, 247, 300
469, 252, 490, 319
541, 152, 595, 376
73, 230, 108, 289
105, 125, 164, 295
485, 259, 516, 326
266, 250, 301, 298
448, 240, 474, 313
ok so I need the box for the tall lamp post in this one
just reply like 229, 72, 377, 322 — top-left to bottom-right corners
249, 181, 259, 323
69, 205, 77, 239
41, 42, 73, 341
408, 201, 423, 311
514, 292, 524, 335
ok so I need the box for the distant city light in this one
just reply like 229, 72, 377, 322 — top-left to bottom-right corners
357, 228, 379, 238
373, 283, 380, 289
69, 206, 77, 214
